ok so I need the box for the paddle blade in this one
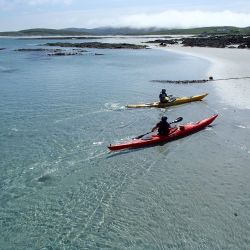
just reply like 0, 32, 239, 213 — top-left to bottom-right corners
170, 117, 183, 124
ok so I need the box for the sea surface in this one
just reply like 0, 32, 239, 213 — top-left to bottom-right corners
0, 37, 250, 249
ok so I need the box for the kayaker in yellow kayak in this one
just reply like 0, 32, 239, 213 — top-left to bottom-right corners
151, 116, 171, 135
159, 89, 170, 103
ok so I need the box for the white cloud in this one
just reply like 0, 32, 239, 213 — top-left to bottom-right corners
87, 10, 250, 28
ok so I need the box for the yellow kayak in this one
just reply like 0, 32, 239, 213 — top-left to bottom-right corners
126, 93, 208, 108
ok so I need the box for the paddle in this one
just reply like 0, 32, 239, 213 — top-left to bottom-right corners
134, 117, 183, 139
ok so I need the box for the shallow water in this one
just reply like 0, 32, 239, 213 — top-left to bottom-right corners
0, 37, 250, 249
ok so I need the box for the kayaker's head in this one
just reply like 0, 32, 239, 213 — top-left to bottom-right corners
161, 89, 166, 93
161, 116, 168, 122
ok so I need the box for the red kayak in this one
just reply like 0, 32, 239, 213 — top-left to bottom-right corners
108, 114, 218, 151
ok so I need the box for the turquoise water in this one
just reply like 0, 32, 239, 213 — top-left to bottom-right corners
0, 38, 250, 249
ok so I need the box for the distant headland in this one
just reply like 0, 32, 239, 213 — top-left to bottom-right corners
0, 26, 250, 36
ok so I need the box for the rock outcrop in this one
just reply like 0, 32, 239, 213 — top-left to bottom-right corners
15, 48, 91, 56
146, 39, 178, 45
182, 35, 250, 48
148, 35, 250, 49
45, 42, 148, 49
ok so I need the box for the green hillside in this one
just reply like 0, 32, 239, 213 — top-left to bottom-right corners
0, 26, 250, 36
0, 28, 89, 36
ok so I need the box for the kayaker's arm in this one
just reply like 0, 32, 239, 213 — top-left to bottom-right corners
151, 123, 159, 132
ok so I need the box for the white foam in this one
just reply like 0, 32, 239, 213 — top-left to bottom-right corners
93, 141, 103, 145
236, 125, 247, 129
104, 102, 125, 111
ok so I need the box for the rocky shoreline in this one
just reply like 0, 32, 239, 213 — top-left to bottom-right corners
147, 35, 250, 49
44, 42, 148, 49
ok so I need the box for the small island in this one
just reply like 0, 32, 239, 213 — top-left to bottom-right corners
15, 48, 53, 52
44, 42, 148, 49
14, 48, 90, 56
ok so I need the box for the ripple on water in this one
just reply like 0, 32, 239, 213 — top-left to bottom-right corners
0, 65, 17, 73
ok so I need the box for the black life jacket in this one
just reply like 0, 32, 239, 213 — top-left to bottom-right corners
158, 121, 170, 135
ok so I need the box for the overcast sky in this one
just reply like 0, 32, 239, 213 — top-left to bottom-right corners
0, 0, 250, 31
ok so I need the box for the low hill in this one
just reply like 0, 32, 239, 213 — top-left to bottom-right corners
0, 28, 89, 36
1, 26, 250, 36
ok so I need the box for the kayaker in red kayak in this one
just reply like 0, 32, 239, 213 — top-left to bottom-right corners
108, 115, 217, 151
151, 116, 171, 135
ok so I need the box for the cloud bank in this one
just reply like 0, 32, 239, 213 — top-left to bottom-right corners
1, 8, 250, 30
87, 10, 250, 28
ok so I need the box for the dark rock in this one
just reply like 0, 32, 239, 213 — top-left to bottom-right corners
146, 35, 250, 49
0, 48, 5, 50
151, 79, 209, 84
238, 44, 246, 49
15, 47, 90, 56
146, 39, 178, 44
72, 49, 88, 52
15, 48, 49, 51
245, 43, 250, 48
45, 42, 148, 49
15, 48, 63, 52
48, 52, 81, 56
181, 35, 250, 49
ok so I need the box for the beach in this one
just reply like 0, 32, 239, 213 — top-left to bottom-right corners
161, 45, 250, 110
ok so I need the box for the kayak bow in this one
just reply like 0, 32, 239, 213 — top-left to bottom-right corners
126, 93, 208, 108
108, 114, 218, 151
